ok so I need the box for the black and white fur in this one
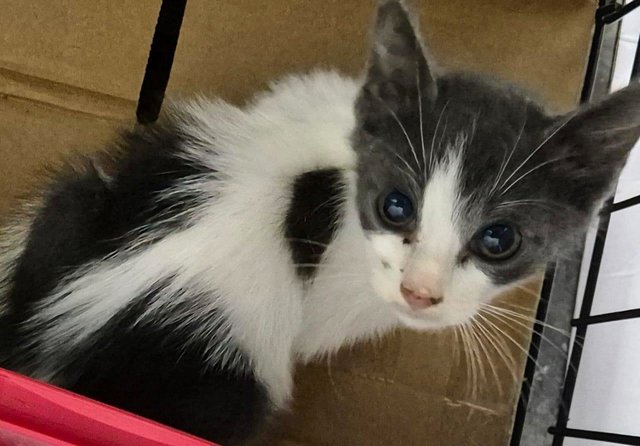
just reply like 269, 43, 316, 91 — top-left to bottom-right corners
1, 1, 639, 444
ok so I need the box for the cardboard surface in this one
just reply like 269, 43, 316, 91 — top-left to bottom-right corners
0, 1, 595, 444
0, 0, 151, 210
0, 0, 159, 101
170, 0, 595, 113
0, 96, 123, 211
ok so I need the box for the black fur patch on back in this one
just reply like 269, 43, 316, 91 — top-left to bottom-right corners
285, 169, 346, 280
1, 119, 268, 444
7, 120, 211, 320
54, 283, 269, 445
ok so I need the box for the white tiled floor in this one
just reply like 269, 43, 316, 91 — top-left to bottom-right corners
566, 3, 640, 443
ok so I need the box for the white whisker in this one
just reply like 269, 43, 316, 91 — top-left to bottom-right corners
498, 114, 575, 193
482, 308, 579, 376
490, 113, 527, 196
384, 146, 419, 178
464, 323, 481, 399
430, 100, 451, 171
437, 119, 449, 162
500, 157, 567, 196
470, 321, 503, 397
495, 199, 564, 212
474, 318, 517, 392
492, 312, 570, 358
375, 96, 421, 169
396, 162, 421, 191
476, 312, 534, 372
416, 68, 427, 183
456, 326, 471, 396
511, 284, 543, 299
468, 323, 489, 388
483, 304, 570, 337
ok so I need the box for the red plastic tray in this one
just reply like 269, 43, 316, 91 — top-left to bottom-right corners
0, 368, 218, 446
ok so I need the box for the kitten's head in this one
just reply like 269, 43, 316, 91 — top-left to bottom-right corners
353, 0, 640, 330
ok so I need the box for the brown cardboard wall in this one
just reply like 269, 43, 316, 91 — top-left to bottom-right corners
0, 0, 156, 210
169, 0, 595, 112
0, 0, 159, 100
0, 96, 122, 209
0, 1, 595, 445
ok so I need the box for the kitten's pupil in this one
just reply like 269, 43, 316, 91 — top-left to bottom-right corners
379, 191, 414, 226
473, 223, 521, 260
482, 226, 512, 253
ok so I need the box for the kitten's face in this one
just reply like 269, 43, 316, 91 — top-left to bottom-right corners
355, 80, 554, 330
354, 1, 640, 330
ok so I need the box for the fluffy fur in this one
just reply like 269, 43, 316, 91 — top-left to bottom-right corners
1, 1, 639, 443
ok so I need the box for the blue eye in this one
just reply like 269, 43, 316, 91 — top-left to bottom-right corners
472, 223, 521, 260
379, 191, 414, 226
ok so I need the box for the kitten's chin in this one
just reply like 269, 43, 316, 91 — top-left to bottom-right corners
396, 313, 447, 330
392, 303, 478, 331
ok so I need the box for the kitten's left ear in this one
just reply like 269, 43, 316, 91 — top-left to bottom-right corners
356, 0, 437, 128
541, 81, 640, 211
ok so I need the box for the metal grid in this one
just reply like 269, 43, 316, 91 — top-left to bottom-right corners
513, 1, 640, 445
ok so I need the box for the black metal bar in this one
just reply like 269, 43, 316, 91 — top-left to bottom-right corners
543, 1, 640, 444
509, 264, 555, 446
136, 0, 188, 124
602, 0, 640, 24
581, 4, 610, 102
546, 4, 615, 443
606, 12, 624, 93
572, 307, 640, 327
611, 194, 640, 212
632, 36, 640, 80
548, 427, 640, 445
550, 200, 614, 446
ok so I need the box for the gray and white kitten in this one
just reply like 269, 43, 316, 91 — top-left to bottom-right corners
0, 1, 639, 444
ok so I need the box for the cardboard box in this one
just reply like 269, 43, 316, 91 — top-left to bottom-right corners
0, 1, 595, 444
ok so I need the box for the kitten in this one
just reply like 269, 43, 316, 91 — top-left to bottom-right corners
1, 1, 639, 444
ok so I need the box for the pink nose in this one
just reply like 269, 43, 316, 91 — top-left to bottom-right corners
400, 284, 443, 310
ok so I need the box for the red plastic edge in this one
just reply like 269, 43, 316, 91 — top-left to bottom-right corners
0, 368, 218, 446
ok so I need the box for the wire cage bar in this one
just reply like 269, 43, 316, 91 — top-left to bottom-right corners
513, 1, 640, 444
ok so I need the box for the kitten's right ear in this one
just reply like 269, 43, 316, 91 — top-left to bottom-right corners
356, 0, 437, 130
541, 81, 640, 212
